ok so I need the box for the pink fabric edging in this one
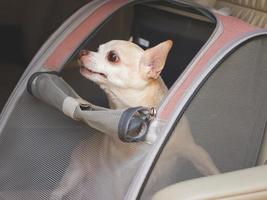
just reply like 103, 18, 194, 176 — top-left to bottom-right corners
44, 0, 128, 70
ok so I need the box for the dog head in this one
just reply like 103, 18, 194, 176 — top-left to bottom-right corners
78, 40, 173, 91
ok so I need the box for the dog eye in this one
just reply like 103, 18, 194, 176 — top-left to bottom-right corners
107, 51, 119, 63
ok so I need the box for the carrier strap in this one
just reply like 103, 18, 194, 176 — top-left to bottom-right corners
27, 71, 155, 143
27, 71, 60, 95
118, 107, 155, 143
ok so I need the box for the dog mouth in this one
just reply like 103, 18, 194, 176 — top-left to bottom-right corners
80, 66, 107, 78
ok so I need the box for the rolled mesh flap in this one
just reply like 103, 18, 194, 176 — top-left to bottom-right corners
27, 72, 83, 111
27, 72, 155, 142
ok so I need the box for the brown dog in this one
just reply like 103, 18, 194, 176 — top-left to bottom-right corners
50, 40, 219, 200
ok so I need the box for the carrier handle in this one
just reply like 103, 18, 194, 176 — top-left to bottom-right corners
118, 107, 156, 143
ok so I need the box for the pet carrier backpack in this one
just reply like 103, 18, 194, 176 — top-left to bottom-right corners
0, 0, 267, 199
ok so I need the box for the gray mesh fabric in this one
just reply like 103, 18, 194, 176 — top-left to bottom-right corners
0, 70, 154, 200
30, 72, 121, 135
0, 80, 152, 200
141, 36, 267, 199
24, 72, 156, 200
29, 73, 152, 140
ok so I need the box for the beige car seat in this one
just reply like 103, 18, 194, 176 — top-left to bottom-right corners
215, 0, 267, 28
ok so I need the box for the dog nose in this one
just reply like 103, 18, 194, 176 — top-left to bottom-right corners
79, 50, 90, 58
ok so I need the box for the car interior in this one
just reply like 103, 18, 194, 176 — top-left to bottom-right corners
0, 0, 267, 112
0, 0, 89, 111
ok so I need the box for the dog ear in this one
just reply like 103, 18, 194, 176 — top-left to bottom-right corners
140, 40, 173, 79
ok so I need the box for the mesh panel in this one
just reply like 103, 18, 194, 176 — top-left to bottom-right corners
0, 93, 90, 195
141, 36, 267, 199
0, 87, 149, 200
0, 4, 146, 198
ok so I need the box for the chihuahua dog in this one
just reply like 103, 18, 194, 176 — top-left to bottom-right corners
51, 40, 219, 199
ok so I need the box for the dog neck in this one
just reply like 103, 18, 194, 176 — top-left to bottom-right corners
101, 77, 168, 109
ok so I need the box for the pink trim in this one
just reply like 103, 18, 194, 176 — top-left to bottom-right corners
160, 15, 257, 120
44, 0, 128, 70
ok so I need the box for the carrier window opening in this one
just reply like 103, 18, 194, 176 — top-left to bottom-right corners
61, 0, 216, 107
53, 2, 218, 198
55, 3, 217, 197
